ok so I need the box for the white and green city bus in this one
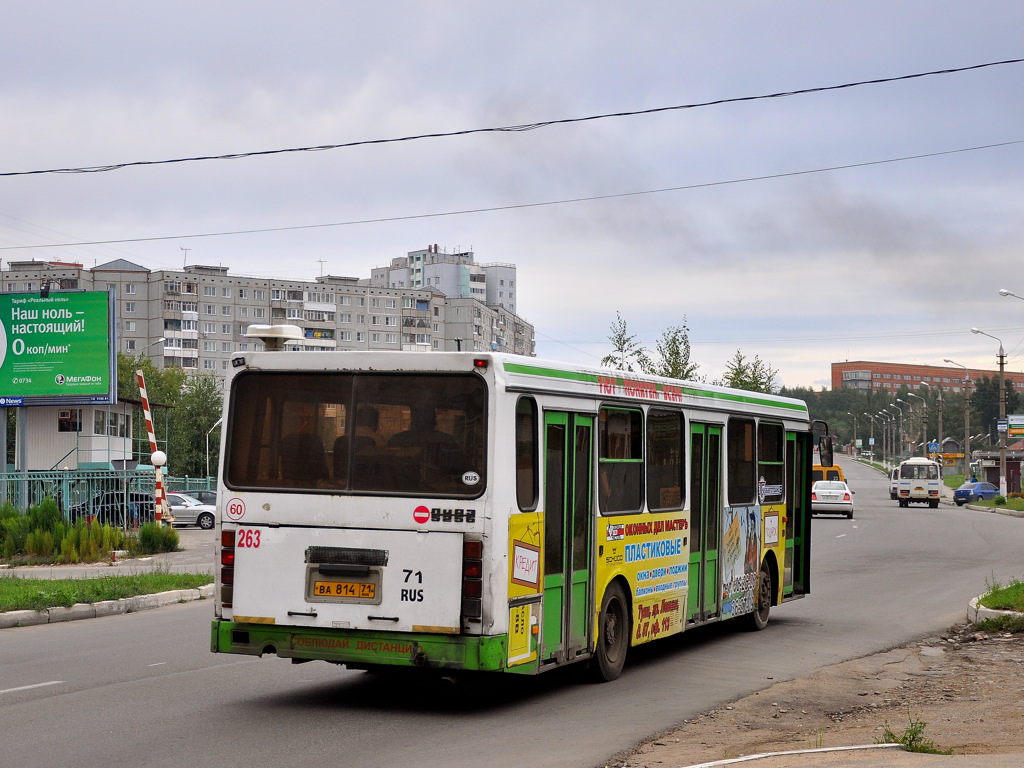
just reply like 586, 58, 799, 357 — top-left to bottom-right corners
210, 350, 831, 681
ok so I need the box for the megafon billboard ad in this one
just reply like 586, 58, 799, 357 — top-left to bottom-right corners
0, 291, 116, 406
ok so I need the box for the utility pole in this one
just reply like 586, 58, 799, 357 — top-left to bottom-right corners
972, 328, 1007, 495
944, 359, 971, 477
999, 347, 1007, 496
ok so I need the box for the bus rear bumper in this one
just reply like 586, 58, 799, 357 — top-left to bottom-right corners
211, 619, 509, 672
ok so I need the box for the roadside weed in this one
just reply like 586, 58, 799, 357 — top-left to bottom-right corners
878, 714, 952, 755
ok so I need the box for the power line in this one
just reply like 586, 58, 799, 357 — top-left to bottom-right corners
2, 58, 1022, 178
2, 138, 1021, 251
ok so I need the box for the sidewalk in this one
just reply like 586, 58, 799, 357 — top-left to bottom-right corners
0, 527, 215, 580
0, 528, 215, 629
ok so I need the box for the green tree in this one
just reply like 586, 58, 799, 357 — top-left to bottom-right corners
971, 376, 1020, 445
719, 350, 779, 394
116, 352, 188, 468
650, 320, 700, 381
117, 352, 186, 406
167, 373, 223, 478
601, 312, 652, 373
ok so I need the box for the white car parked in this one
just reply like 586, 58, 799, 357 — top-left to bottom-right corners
165, 492, 217, 529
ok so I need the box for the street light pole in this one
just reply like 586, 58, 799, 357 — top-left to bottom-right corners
878, 411, 893, 466
888, 403, 905, 460
906, 392, 926, 457
206, 417, 223, 480
971, 328, 1007, 495
863, 412, 877, 460
142, 336, 166, 355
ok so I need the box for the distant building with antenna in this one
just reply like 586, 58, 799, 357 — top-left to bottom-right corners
1, 245, 536, 389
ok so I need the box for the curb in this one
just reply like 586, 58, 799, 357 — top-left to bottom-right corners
0, 584, 213, 629
681, 743, 903, 767
967, 595, 1024, 624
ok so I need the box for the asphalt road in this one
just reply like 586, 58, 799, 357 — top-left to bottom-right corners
2, 458, 1021, 768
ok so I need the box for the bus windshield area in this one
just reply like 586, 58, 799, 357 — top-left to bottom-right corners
900, 463, 939, 480
225, 372, 487, 497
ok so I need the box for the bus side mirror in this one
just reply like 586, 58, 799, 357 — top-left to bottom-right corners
813, 420, 834, 467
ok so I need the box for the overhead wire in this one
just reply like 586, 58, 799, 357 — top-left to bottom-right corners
1, 139, 1021, 251
1, 58, 1022, 178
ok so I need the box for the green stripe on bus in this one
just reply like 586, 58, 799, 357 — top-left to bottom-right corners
212, 620, 509, 672
503, 362, 808, 414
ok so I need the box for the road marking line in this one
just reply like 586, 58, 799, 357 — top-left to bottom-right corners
148, 662, 167, 667
835, 534, 847, 538
0, 680, 65, 695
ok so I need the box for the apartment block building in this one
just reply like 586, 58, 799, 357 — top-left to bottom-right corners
2, 247, 536, 384
370, 244, 518, 315
831, 360, 1024, 394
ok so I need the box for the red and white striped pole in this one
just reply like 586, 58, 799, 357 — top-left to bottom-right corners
136, 370, 167, 526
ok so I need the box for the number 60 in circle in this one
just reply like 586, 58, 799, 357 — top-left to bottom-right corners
226, 497, 245, 521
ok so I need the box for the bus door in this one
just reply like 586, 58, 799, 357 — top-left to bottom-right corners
688, 423, 722, 622
783, 433, 808, 595
541, 412, 594, 665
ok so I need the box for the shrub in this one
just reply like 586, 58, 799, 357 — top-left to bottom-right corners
139, 522, 163, 553
161, 525, 180, 552
138, 522, 179, 554
995, 495, 1007, 506
0, 497, 130, 565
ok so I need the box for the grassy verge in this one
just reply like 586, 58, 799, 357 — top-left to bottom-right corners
973, 576, 1024, 634
976, 496, 1024, 512
0, 572, 213, 612
980, 578, 1024, 611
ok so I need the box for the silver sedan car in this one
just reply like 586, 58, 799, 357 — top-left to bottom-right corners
811, 480, 854, 519
164, 492, 217, 529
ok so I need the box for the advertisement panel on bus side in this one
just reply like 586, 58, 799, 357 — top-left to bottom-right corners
597, 511, 689, 646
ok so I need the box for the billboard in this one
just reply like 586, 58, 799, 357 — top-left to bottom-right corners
0, 291, 116, 405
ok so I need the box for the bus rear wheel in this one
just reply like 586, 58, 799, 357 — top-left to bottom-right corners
592, 581, 629, 682
746, 562, 771, 631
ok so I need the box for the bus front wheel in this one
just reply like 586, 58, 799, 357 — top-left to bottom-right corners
593, 581, 629, 682
746, 562, 771, 631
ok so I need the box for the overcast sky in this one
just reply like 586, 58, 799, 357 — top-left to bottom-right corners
2, 2, 1023, 388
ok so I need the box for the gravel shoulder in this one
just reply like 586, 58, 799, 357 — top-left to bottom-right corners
618, 623, 1024, 767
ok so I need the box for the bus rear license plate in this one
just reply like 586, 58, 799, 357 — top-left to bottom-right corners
312, 580, 376, 599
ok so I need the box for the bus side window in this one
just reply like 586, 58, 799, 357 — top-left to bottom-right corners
727, 417, 756, 505
758, 422, 785, 502
598, 407, 643, 514
516, 397, 539, 511
647, 409, 684, 511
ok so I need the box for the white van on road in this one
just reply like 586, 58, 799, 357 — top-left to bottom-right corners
896, 457, 942, 508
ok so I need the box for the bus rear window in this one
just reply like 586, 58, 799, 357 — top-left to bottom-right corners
225, 372, 487, 497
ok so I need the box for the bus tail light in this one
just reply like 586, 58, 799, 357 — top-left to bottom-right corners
220, 529, 235, 607
462, 538, 483, 622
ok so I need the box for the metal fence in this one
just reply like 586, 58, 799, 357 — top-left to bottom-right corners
0, 469, 216, 527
